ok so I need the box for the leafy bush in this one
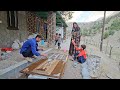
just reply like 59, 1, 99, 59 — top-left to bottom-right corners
109, 19, 120, 31
116, 29, 120, 31
82, 31, 88, 36
109, 30, 115, 35
103, 32, 109, 39
81, 28, 90, 36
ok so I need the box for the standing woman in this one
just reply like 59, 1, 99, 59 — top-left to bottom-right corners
69, 22, 81, 57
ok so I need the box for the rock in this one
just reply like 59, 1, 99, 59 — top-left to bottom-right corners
106, 73, 113, 79
87, 55, 101, 78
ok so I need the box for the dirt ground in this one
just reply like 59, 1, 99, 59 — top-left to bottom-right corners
1, 36, 120, 79
61, 36, 120, 79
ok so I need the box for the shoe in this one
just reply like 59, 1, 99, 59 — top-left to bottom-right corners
32, 56, 37, 59
73, 61, 78, 68
73, 64, 77, 68
25, 57, 33, 62
70, 58, 74, 61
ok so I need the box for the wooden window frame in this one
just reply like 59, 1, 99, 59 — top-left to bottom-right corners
7, 11, 19, 30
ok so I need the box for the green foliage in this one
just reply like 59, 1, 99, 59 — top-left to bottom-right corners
81, 28, 91, 36
109, 30, 115, 35
109, 19, 120, 31
82, 31, 88, 36
88, 29, 92, 34
81, 12, 120, 36
89, 21, 102, 35
60, 11, 73, 21
93, 29, 98, 33
92, 22, 102, 30
103, 32, 109, 39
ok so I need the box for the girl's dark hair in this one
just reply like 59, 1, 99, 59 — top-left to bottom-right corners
81, 44, 86, 50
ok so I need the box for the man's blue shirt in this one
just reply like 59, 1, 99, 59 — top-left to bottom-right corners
20, 38, 40, 56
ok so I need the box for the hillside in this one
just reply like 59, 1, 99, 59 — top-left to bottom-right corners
81, 11, 120, 37
67, 11, 120, 36
66, 11, 120, 79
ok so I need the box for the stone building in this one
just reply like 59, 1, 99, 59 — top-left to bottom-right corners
0, 11, 67, 48
0, 11, 28, 48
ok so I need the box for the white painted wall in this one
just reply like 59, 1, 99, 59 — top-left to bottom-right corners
56, 26, 64, 38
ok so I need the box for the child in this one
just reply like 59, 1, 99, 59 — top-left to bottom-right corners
72, 40, 87, 64
55, 33, 59, 45
58, 34, 62, 49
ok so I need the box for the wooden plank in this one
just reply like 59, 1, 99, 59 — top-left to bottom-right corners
20, 59, 47, 74
20, 51, 68, 79
35, 60, 48, 70
54, 53, 60, 59
65, 55, 68, 62
60, 62, 66, 78
49, 53, 56, 59
28, 60, 66, 79
48, 53, 54, 57
42, 48, 53, 54
57, 54, 64, 60
57, 54, 62, 60
51, 53, 58, 59
32, 69, 48, 75
61, 55, 65, 60
46, 60, 59, 75
62, 55, 66, 60
60, 55, 69, 78
36, 60, 53, 71
62, 55, 68, 62
32, 60, 59, 75
51, 61, 64, 78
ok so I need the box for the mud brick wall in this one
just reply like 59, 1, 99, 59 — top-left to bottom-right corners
47, 11, 56, 47
0, 11, 29, 48
26, 12, 47, 40
37, 17, 47, 40
63, 27, 66, 40
26, 11, 37, 35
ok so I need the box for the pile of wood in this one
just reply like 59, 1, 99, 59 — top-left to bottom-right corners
21, 52, 68, 79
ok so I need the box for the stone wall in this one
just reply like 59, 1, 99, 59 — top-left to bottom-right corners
63, 27, 66, 40
26, 11, 37, 35
0, 11, 29, 48
47, 11, 56, 47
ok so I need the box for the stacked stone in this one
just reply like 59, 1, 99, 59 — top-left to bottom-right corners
87, 55, 101, 78
47, 12, 56, 47
26, 12, 36, 34
63, 27, 66, 40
